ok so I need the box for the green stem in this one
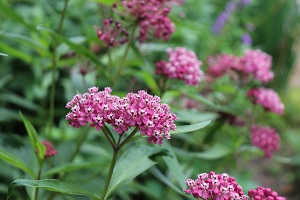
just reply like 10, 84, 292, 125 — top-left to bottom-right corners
33, 161, 44, 200
100, 149, 119, 200
101, 127, 116, 148
48, 0, 69, 137
117, 127, 139, 150
108, 48, 113, 84
111, 24, 137, 88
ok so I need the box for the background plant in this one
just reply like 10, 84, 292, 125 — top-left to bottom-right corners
1, 0, 300, 199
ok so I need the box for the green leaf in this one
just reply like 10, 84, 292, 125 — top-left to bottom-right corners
163, 141, 187, 191
88, 0, 116, 5
190, 144, 232, 160
7, 179, 100, 200
0, 93, 42, 112
0, 52, 8, 56
171, 120, 211, 134
36, 25, 101, 66
0, 41, 32, 63
149, 167, 183, 194
42, 162, 107, 177
0, 1, 36, 32
36, 142, 46, 159
0, 74, 13, 89
19, 112, 39, 153
135, 71, 160, 95
106, 145, 160, 199
0, 149, 36, 179
175, 110, 218, 123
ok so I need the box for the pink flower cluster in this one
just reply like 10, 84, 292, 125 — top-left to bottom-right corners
155, 47, 204, 86
185, 171, 248, 200
121, 0, 181, 42
247, 87, 284, 115
251, 125, 280, 158
66, 87, 177, 145
207, 49, 274, 84
248, 186, 286, 200
95, 18, 128, 47
41, 141, 58, 158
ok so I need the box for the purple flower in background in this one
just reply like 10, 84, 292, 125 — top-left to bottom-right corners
240, 0, 250, 6
241, 33, 252, 45
212, 1, 237, 34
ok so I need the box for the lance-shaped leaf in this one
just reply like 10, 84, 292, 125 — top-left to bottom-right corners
36, 25, 101, 66
0, 149, 35, 179
7, 179, 100, 200
171, 120, 211, 134
106, 145, 164, 199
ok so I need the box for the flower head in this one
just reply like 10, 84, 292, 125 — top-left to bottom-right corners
41, 141, 58, 158
121, 0, 181, 42
155, 47, 204, 86
66, 87, 177, 145
207, 49, 274, 84
185, 171, 247, 199
247, 87, 284, 115
248, 186, 286, 200
251, 124, 281, 158
95, 18, 128, 47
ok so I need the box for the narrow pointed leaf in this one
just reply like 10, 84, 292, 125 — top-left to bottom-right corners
0, 149, 36, 178
7, 179, 100, 200
19, 112, 39, 153
42, 161, 107, 177
171, 120, 211, 134
36, 25, 101, 66
163, 141, 187, 191
106, 145, 161, 199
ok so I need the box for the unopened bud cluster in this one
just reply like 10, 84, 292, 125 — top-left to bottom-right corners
96, 18, 128, 47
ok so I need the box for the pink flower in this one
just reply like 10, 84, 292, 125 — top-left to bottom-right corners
95, 18, 128, 47
206, 49, 274, 84
66, 87, 177, 145
247, 87, 284, 115
121, 0, 181, 42
248, 186, 286, 200
156, 47, 204, 86
251, 125, 281, 158
41, 141, 58, 158
241, 49, 273, 83
185, 171, 248, 200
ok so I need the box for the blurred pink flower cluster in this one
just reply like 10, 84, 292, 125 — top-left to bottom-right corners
247, 87, 284, 115
121, 0, 183, 42
41, 141, 58, 158
185, 171, 248, 199
248, 186, 286, 200
155, 47, 204, 86
251, 124, 280, 158
66, 87, 177, 145
207, 49, 273, 84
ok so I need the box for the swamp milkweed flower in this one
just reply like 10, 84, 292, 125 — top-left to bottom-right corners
66, 87, 177, 145
120, 0, 183, 42
41, 141, 58, 158
248, 186, 286, 200
251, 124, 281, 158
155, 47, 204, 86
247, 87, 284, 115
185, 171, 248, 199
